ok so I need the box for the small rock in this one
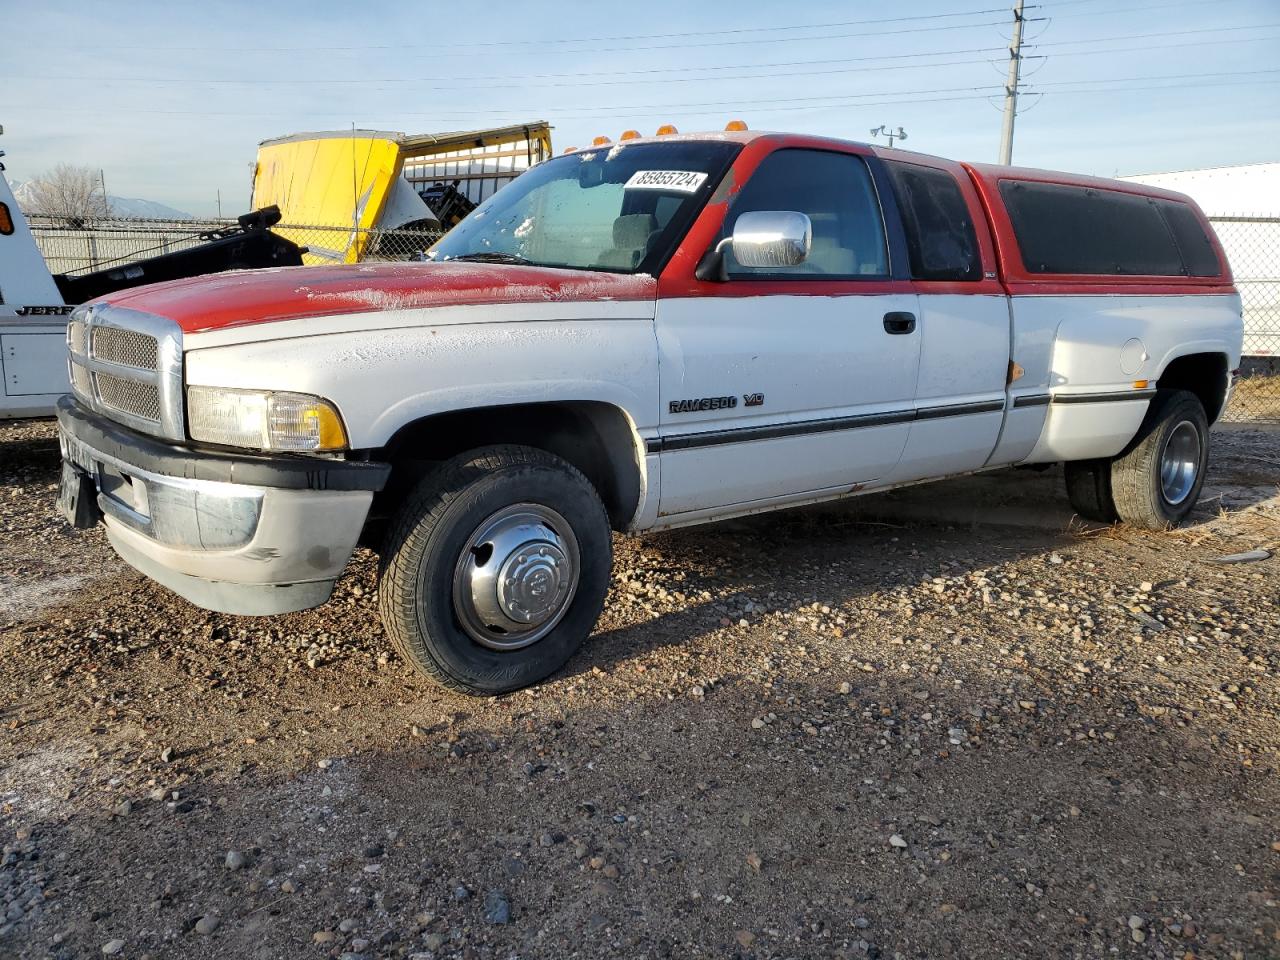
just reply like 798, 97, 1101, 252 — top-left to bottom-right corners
225, 850, 247, 871
735, 930, 755, 949
889, 834, 908, 849
838, 681, 852, 695
745, 851, 762, 873
1131, 928, 1146, 943
313, 931, 336, 944
350, 938, 370, 952
424, 933, 447, 950
1212, 548, 1270, 564
362, 844, 384, 859
159, 747, 174, 763
601, 864, 620, 879
102, 940, 125, 956
482, 890, 511, 924
452, 884, 471, 901
195, 915, 220, 935
1128, 915, 1146, 930
280, 879, 297, 894
750, 717, 766, 730
339, 918, 358, 933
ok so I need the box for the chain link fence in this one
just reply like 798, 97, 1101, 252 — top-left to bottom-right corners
28, 216, 445, 275
1211, 216, 1279, 423
23, 214, 1280, 423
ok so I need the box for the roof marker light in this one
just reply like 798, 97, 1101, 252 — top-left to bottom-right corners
620, 129, 641, 141
563, 146, 577, 154
655, 124, 678, 136
592, 135, 612, 146
725, 119, 748, 131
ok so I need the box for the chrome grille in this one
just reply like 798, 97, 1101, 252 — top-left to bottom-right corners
92, 326, 158, 370
66, 304, 184, 439
68, 318, 88, 356
94, 372, 162, 422
70, 362, 92, 398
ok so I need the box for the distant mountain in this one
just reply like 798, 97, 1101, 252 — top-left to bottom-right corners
10, 178, 194, 221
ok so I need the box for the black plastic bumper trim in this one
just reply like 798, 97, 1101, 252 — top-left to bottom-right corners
56, 395, 390, 492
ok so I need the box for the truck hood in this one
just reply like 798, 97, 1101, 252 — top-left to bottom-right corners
93, 261, 658, 334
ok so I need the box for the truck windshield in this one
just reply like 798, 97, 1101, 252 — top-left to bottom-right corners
429, 140, 740, 274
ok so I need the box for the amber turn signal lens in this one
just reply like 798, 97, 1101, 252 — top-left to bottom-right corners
725, 119, 748, 131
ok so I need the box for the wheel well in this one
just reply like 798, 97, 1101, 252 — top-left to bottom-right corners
1157, 352, 1229, 423
371, 402, 643, 531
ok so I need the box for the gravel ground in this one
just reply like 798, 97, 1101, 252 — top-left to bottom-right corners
1, 417, 1278, 960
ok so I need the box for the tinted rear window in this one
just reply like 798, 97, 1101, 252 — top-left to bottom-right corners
1158, 199, 1222, 277
886, 161, 982, 282
998, 180, 1211, 277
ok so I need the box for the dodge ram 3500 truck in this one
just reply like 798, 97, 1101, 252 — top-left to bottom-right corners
56, 128, 1243, 695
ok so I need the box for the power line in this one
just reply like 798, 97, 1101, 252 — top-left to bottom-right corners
13, 71, 1277, 123
22, 57, 1017, 92
19, 23, 1277, 90
1028, 22, 1280, 47
51, 7, 1012, 53
1045, 0, 1255, 17
13, 48, 1015, 88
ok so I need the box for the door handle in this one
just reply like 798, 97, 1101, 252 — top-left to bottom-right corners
883, 311, 916, 335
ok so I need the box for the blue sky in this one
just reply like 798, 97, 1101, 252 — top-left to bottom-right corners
4, 0, 1278, 216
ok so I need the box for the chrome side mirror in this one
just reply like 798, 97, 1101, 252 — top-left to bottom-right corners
695, 209, 813, 280
729, 210, 812, 268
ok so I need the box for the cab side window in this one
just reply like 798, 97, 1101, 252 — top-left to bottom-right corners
885, 161, 982, 282
725, 149, 888, 278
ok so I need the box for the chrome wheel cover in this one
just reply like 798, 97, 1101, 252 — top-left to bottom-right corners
451, 504, 580, 651
1159, 420, 1201, 506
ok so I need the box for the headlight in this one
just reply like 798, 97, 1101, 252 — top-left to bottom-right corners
187, 386, 349, 452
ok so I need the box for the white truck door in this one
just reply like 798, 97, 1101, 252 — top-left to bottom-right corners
0, 162, 66, 317
879, 159, 1010, 483
654, 148, 920, 519
0, 155, 72, 416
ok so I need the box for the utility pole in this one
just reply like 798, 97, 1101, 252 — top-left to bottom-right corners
998, 0, 1026, 165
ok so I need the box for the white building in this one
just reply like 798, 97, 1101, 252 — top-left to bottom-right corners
1123, 163, 1279, 357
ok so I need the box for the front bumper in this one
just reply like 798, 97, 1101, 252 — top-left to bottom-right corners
56, 396, 390, 615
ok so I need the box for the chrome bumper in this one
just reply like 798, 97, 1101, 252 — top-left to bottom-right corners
57, 397, 389, 616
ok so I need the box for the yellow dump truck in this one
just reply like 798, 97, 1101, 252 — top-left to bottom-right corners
251, 121, 553, 264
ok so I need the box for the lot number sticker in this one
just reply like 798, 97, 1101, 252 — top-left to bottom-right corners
624, 170, 708, 193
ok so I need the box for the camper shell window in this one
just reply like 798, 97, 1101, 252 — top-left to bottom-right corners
998, 179, 1219, 278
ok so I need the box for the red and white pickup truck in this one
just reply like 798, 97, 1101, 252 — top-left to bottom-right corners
57, 128, 1243, 694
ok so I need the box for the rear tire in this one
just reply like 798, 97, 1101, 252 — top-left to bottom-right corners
1064, 458, 1119, 523
377, 445, 612, 695
1109, 389, 1209, 530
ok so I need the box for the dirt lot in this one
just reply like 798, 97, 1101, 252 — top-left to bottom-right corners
1, 418, 1278, 960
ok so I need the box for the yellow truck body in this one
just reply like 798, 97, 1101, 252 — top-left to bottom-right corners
251, 122, 553, 264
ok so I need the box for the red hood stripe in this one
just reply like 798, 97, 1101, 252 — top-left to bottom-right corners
95, 261, 657, 334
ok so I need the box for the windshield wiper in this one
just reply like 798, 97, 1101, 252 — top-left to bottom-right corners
443, 252, 534, 265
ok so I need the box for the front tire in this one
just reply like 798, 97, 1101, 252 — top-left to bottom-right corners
377, 445, 612, 695
1109, 389, 1209, 529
